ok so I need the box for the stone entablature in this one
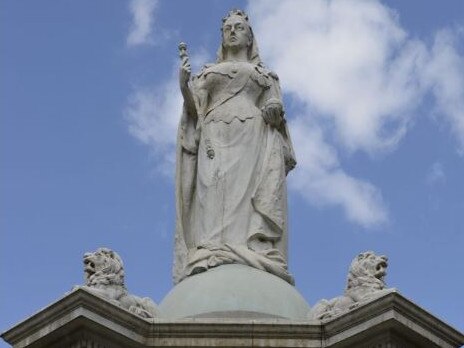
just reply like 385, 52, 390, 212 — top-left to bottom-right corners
2, 289, 463, 348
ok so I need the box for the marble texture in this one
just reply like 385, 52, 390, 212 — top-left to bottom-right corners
174, 9, 296, 285
309, 251, 394, 320
72, 247, 158, 319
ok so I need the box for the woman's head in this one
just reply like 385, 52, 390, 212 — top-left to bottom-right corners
217, 9, 261, 64
221, 10, 252, 52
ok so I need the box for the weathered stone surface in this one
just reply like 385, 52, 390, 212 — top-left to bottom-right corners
2, 290, 463, 347
309, 251, 393, 320
174, 9, 296, 285
159, 264, 310, 320
72, 247, 158, 319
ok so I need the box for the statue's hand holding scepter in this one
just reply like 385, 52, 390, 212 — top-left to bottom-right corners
178, 42, 190, 87
178, 42, 197, 119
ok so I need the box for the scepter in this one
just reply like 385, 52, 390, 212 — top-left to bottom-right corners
178, 42, 196, 118
178, 42, 214, 159
178, 42, 188, 64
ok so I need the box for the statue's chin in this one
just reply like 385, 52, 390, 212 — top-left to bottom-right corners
223, 42, 247, 51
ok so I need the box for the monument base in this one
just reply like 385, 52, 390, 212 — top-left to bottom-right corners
2, 288, 463, 347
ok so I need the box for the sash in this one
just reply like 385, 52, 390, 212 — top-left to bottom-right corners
204, 67, 253, 119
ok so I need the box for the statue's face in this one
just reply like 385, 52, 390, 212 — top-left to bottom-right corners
222, 15, 251, 50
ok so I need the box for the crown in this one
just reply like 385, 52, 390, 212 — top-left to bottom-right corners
222, 9, 249, 24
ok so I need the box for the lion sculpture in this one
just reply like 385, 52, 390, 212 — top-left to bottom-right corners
74, 247, 158, 319
308, 251, 394, 320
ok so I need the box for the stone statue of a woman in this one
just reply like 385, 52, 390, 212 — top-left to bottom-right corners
174, 9, 296, 285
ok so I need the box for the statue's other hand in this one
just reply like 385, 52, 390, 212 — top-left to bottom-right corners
179, 56, 191, 88
262, 100, 283, 127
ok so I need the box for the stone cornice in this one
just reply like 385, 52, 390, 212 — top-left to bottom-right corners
2, 288, 150, 347
2, 289, 463, 347
323, 290, 464, 347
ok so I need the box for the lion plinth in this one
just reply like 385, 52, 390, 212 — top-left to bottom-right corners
75, 247, 158, 319
308, 251, 394, 320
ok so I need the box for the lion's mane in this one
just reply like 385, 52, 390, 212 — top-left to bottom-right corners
308, 251, 393, 320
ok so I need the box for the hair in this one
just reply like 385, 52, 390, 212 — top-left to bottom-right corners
217, 9, 261, 64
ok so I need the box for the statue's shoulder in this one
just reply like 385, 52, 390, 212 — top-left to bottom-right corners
194, 63, 218, 79
257, 64, 280, 81
268, 70, 279, 81
252, 64, 279, 88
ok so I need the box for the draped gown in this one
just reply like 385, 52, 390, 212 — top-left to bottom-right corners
174, 60, 296, 284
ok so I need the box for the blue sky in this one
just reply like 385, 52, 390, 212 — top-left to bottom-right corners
1, 0, 463, 343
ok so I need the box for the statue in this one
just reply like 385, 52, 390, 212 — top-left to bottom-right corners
174, 9, 296, 285
73, 247, 159, 319
308, 251, 395, 320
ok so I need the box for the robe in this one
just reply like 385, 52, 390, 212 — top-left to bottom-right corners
173, 61, 296, 285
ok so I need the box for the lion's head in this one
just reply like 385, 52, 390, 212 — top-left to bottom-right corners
83, 247, 125, 287
346, 251, 388, 292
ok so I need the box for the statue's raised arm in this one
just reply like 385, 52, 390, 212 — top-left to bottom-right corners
174, 9, 296, 285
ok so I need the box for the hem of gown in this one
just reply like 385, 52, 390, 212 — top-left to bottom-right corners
181, 243, 295, 285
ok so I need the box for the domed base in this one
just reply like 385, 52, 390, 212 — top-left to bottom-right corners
159, 264, 310, 320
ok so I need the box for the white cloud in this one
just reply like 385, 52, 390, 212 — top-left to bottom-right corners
125, 67, 181, 176
289, 118, 388, 227
247, 0, 427, 154
423, 29, 464, 154
125, 51, 210, 176
127, 0, 158, 46
245, 0, 464, 227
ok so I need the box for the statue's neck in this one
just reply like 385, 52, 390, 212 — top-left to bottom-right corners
223, 47, 248, 62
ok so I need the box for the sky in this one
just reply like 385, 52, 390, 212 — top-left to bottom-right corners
1, 0, 463, 344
